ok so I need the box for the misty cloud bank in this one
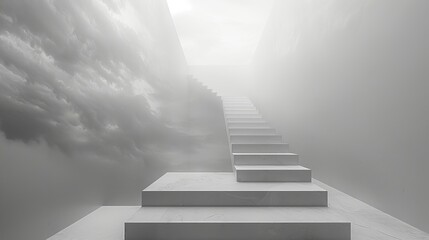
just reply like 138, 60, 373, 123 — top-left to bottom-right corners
0, 0, 194, 162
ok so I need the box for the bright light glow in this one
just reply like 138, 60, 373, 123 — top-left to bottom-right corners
167, 0, 193, 16
167, 0, 273, 65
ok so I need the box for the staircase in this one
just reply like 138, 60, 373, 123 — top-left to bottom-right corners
124, 95, 351, 239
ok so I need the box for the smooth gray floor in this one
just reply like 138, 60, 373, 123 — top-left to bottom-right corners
48, 179, 429, 240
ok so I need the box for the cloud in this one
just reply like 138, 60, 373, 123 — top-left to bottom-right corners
0, 0, 196, 163
167, 0, 274, 65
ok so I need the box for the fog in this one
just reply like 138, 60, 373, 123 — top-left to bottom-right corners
168, 0, 273, 65
251, 0, 429, 232
188, 0, 429, 233
1, 0, 428, 239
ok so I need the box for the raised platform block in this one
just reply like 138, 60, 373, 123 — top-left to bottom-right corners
235, 165, 311, 182
229, 127, 277, 135
232, 143, 289, 153
230, 134, 283, 144
233, 153, 299, 165
228, 122, 270, 128
141, 172, 327, 206
125, 207, 351, 240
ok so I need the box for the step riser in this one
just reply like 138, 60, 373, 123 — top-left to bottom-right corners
223, 108, 258, 113
142, 191, 327, 206
226, 117, 264, 120
224, 108, 257, 111
227, 118, 264, 122
223, 101, 252, 104
232, 144, 289, 153
230, 135, 283, 144
226, 114, 261, 118
225, 111, 259, 115
234, 154, 299, 165
223, 99, 251, 101
236, 169, 312, 182
125, 222, 350, 240
229, 128, 277, 135
228, 122, 270, 128
228, 120, 265, 123
223, 99, 252, 102
222, 97, 249, 99
223, 104, 254, 107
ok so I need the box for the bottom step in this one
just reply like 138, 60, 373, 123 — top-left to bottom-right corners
125, 207, 351, 240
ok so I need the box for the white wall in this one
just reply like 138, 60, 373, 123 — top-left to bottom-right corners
252, 0, 429, 232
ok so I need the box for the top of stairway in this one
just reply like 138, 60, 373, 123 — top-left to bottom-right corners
143, 172, 324, 192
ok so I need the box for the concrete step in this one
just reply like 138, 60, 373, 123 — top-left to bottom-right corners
227, 119, 266, 124
224, 107, 257, 111
222, 101, 253, 105
232, 143, 289, 153
235, 165, 311, 182
224, 110, 259, 115
222, 97, 249, 100
228, 122, 270, 128
222, 96, 249, 99
225, 112, 262, 118
223, 106, 255, 109
224, 106, 255, 109
223, 99, 252, 102
141, 172, 327, 207
224, 109, 258, 113
226, 114, 262, 118
233, 153, 299, 165
228, 127, 277, 135
223, 99, 251, 102
223, 103, 253, 105
125, 207, 351, 240
230, 134, 283, 144
227, 117, 264, 122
